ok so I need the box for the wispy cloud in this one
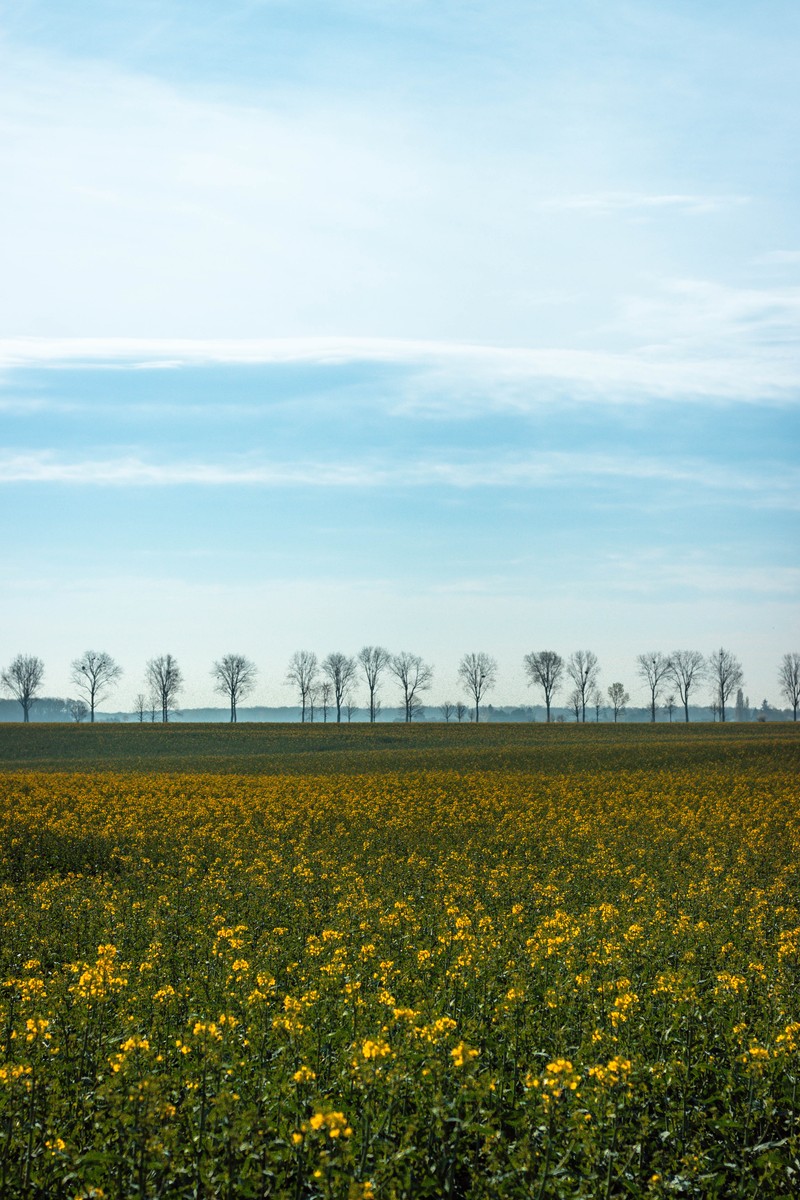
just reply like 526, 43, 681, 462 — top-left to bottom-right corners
603, 553, 800, 599
2, 320, 799, 407
2, 449, 797, 507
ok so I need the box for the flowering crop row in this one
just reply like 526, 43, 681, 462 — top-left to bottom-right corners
1, 759, 798, 1197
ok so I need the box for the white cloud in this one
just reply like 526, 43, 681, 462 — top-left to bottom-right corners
2, 448, 797, 507
2, 319, 799, 408
0, 39, 789, 362
602, 553, 800, 599
616, 279, 800, 348
0, 452, 388, 488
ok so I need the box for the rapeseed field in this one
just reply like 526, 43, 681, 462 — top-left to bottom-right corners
1, 742, 798, 1196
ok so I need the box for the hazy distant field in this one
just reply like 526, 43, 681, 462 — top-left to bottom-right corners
0, 719, 797, 775
1, 725, 798, 1197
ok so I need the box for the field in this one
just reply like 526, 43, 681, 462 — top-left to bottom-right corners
1, 724, 798, 1197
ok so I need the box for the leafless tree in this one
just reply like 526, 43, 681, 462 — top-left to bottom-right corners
70, 650, 122, 723
320, 681, 332, 722
390, 652, 433, 723
457, 652, 497, 723
440, 701, 455, 722
1, 654, 45, 722
321, 653, 357, 723
455, 701, 468, 722
345, 694, 359, 722
779, 652, 800, 721
636, 652, 672, 723
357, 646, 391, 723
67, 698, 89, 723
146, 654, 183, 723
522, 651, 563, 722
568, 686, 582, 722
708, 647, 743, 722
133, 693, 148, 723
286, 650, 318, 723
212, 653, 257, 723
665, 694, 677, 722
607, 682, 629, 723
591, 687, 603, 722
566, 650, 599, 723
668, 650, 706, 723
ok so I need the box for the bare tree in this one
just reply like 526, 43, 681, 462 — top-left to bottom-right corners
522, 651, 563, 722
591, 687, 603, 722
212, 653, 257, 723
1, 654, 45, 722
457, 652, 497, 723
133, 693, 148, 723
389, 652, 433, 723
779, 652, 800, 721
345, 694, 359, 722
568, 686, 582, 722
665, 694, 677, 722
357, 646, 391, 723
455, 701, 468, 722
146, 654, 183, 723
708, 647, 744, 722
566, 650, 599, 723
668, 650, 706, 723
70, 650, 122, 723
321, 653, 357, 723
286, 650, 318, 723
440, 701, 455, 722
607, 682, 629, 723
67, 698, 89, 723
320, 681, 332, 723
636, 652, 672, 723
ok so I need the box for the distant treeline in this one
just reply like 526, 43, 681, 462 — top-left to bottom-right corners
2, 648, 799, 724
0, 698, 794, 725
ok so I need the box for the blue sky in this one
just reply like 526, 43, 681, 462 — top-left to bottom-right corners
1, 2, 798, 710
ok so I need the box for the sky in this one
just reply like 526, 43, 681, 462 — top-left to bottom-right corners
1, 0, 798, 712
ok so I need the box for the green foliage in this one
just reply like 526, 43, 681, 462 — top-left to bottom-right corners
0, 728, 798, 1196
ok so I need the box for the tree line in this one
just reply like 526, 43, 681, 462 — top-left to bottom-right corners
3, 647, 800, 725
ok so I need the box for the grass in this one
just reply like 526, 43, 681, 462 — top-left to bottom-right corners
0, 719, 797, 775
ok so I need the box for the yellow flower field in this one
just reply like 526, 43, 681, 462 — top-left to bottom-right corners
1, 755, 798, 1196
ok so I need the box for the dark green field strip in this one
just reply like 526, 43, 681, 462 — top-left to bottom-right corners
0, 721, 797, 775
